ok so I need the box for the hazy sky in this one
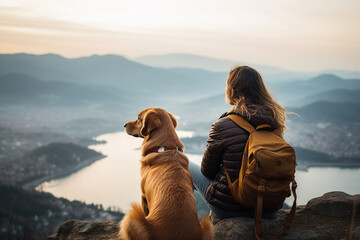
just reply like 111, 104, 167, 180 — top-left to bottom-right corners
0, 0, 359, 71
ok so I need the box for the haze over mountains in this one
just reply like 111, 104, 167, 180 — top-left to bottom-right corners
0, 52, 359, 143
0, 53, 226, 103
0, 53, 226, 134
0, 73, 129, 107
2, 53, 359, 106
173, 74, 360, 124
135, 53, 360, 81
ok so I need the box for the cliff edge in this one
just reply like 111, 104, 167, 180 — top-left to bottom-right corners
47, 192, 360, 240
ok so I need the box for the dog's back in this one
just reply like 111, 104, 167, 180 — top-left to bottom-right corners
121, 108, 214, 240
120, 151, 214, 240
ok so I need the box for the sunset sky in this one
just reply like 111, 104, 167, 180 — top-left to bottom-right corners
0, 0, 359, 71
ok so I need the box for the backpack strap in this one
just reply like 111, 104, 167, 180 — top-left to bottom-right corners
254, 179, 266, 240
256, 124, 271, 130
227, 114, 256, 133
256, 179, 297, 239
282, 179, 297, 234
272, 179, 297, 237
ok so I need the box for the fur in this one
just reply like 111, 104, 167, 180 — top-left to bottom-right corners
119, 107, 214, 240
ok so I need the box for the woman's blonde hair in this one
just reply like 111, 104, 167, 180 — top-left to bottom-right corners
225, 65, 288, 136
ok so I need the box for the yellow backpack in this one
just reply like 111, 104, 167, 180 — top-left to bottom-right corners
225, 114, 297, 240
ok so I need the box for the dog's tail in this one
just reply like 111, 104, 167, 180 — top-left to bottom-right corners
200, 216, 214, 240
119, 203, 150, 240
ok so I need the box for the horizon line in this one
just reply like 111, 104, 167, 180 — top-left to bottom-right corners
1, 51, 359, 74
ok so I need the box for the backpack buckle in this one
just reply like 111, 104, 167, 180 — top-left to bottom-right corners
258, 184, 265, 195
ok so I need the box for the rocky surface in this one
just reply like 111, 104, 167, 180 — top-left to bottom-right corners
47, 220, 119, 240
48, 191, 360, 240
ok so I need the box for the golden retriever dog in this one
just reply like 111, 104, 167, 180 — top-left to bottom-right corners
119, 107, 214, 240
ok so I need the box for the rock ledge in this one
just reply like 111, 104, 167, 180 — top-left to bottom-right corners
48, 192, 360, 240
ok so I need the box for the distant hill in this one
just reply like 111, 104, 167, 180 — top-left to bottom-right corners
29, 142, 102, 167
1, 142, 104, 187
288, 101, 360, 123
0, 73, 133, 106
0, 73, 138, 136
269, 74, 360, 105
294, 147, 333, 162
289, 88, 360, 107
0, 53, 226, 102
134, 53, 300, 81
0, 53, 147, 83
306, 74, 360, 87
0, 184, 123, 239
134, 53, 360, 80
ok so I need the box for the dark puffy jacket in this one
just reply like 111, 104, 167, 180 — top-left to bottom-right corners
201, 107, 276, 211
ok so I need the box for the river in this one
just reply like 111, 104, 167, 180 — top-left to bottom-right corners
37, 131, 360, 212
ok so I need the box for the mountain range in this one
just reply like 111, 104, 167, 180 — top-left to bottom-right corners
2, 53, 359, 107
1, 52, 360, 137
267, 74, 360, 105
0, 73, 131, 106
289, 88, 360, 107
287, 101, 360, 123
0, 53, 226, 103
134, 53, 360, 81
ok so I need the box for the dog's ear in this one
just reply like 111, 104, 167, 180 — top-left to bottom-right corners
168, 112, 177, 128
140, 110, 161, 137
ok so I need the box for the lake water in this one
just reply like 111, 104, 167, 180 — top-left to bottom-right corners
37, 131, 360, 212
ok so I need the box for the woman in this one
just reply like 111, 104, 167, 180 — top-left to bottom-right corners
189, 65, 288, 220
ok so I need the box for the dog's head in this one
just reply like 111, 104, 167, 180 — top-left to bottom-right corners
124, 107, 177, 138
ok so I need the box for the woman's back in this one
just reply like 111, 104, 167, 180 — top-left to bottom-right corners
201, 105, 276, 211
189, 65, 288, 220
